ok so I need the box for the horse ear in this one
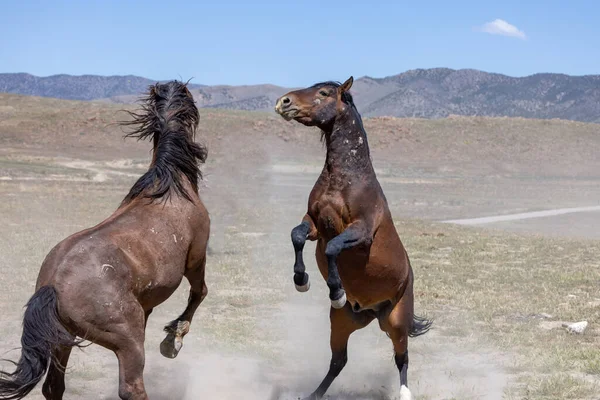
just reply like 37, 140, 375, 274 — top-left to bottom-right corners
340, 76, 354, 93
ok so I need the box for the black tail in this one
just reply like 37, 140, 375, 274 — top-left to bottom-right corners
0, 286, 79, 399
409, 314, 433, 338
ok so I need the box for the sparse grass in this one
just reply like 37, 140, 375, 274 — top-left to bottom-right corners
398, 219, 600, 398
521, 374, 599, 399
581, 350, 600, 375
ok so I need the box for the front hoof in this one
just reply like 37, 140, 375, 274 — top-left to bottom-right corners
295, 279, 310, 292
330, 291, 347, 309
294, 273, 310, 293
295, 281, 311, 292
160, 333, 183, 359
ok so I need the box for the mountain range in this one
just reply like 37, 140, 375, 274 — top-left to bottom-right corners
1, 69, 599, 122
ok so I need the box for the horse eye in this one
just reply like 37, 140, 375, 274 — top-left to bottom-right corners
319, 90, 329, 97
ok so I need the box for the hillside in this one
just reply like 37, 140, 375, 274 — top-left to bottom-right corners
353, 69, 600, 122
1, 69, 600, 122
1, 93, 599, 181
0, 73, 207, 101
0, 68, 600, 122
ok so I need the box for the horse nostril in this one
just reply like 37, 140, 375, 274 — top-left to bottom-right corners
282, 97, 291, 106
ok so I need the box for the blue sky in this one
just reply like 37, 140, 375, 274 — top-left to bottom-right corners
1, 0, 598, 86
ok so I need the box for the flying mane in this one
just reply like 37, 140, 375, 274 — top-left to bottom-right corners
120, 81, 208, 203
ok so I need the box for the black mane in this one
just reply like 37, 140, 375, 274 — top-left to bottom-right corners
120, 80, 207, 203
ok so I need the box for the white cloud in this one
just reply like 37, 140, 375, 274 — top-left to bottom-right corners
479, 19, 526, 40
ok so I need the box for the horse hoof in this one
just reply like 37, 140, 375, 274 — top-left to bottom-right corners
331, 292, 347, 309
295, 279, 310, 292
400, 385, 412, 400
160, 333, 183, 359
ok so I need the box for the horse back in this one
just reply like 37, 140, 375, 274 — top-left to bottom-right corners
36, 198, 209, 311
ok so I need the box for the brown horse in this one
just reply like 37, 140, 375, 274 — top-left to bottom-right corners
275, 77, 431, 400
0, 81, 210, 400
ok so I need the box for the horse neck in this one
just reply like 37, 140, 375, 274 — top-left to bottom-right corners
323, 106, 374, 177
146, 132, 199, 201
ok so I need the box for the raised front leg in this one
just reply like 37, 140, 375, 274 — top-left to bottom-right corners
290, 214, 317, 292
325, 221, 371, 309
160, 259, 208, 359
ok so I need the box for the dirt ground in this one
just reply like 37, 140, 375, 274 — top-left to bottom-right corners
1, 94, 600, 399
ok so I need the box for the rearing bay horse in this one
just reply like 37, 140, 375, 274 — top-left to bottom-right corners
0, 81, 210, 400
275, 77, 431, 400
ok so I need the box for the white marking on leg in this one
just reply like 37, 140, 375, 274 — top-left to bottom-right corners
173, 234, 177, 243
331, 292, 347, 309
400, 385, 412, 400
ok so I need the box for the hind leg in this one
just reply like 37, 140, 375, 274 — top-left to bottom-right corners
115, 337, 147, 400
109, 303, 148, 400
304, 304, 375, 400
161, 259, 207, 359
84, 297, 148, 400
41, 346, 72, 400
379, 295, 414, 400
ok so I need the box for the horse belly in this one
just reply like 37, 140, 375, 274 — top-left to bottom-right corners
138, 279, 183, 309
134, 256, 187, 309
345, 254, 404, 306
